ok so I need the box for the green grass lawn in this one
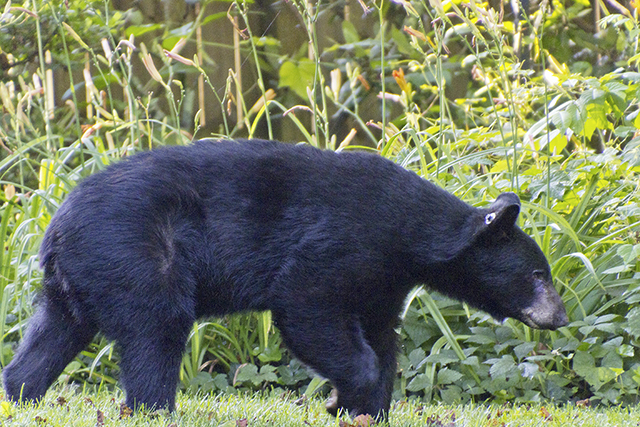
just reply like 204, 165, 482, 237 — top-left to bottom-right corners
1, 387, 639, 426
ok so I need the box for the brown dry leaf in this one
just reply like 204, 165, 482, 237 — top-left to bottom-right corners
576, 399, 591, 407
539, 406, 553, 421
119, 403, 133, 419
425, 412, 457, 427
412, 403, 423, 415
352, 414, 376, 426
339, 414, 377, 427
236, 418, 248, 427
486, 408, 508, 427
425, 414, 441, 426
96, 409, 105, 426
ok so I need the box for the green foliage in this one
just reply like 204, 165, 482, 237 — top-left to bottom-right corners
391, 105, 640, 404
1, 0, 640, 410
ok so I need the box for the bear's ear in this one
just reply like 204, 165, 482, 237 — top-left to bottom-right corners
481, 192, 521, 233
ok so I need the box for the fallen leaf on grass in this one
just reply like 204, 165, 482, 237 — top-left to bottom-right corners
119, 403, 133, 419
237, 418, 248, 427
576, 399, 591, 408
425, 411, 457, 427
96, 409, 105, 426
354, 414, 376, 426
539, 407, 553, 421
339, 414, 376, 427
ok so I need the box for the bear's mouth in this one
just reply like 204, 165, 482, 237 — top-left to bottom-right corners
519, 305, 568, 330
515, 279, 569, 330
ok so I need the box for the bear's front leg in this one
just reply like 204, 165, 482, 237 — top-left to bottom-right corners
273, 309, 390, 419
324, 324, 398, 422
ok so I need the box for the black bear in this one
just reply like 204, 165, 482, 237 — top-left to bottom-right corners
3, 139, 567, 419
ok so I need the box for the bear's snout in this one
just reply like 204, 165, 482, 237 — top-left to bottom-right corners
520, 283, 568, 330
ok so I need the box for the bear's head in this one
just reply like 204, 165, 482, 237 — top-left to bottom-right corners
434, 193, 569, 330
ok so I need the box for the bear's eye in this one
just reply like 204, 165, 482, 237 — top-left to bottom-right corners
485, 212, 496, 225
532, 270, 546, 281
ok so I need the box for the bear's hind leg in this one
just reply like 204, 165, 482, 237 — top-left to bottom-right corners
116, 314, 192, 412
2, 299, 97, 403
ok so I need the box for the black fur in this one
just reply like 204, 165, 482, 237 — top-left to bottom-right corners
2, 139, 567, 418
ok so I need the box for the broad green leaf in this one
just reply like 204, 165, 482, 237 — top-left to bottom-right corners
258, 365, 278, 383
634, 110, 640, 128
624, 307, 640, 338
617, 344, 635, 358
582, 117, 597, 140
408, 348, 426, 367
125, 23, 163, 37
572, 351, 595, 378
234, 364, 276, 385
534, 129, 561, 152
437, 368, 463, 385
278, 59, 316, 99
601, 351, 623, 370
440, 386, 462, 404
618, 244, 640, 264
585, 102, 614, 134
212, 373, 229, 390
257, 345, 282, 363
513, 342, 536, 360
490, 159, 509, 173
519, 362, 540, 379
549, 131, 568, 154
342, 20, 360, 44
425, 350, 458, 366
234, 364, 259, 385
391, 26, 414, 56
487, 355, 517, 379
407, 373, 431, 391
